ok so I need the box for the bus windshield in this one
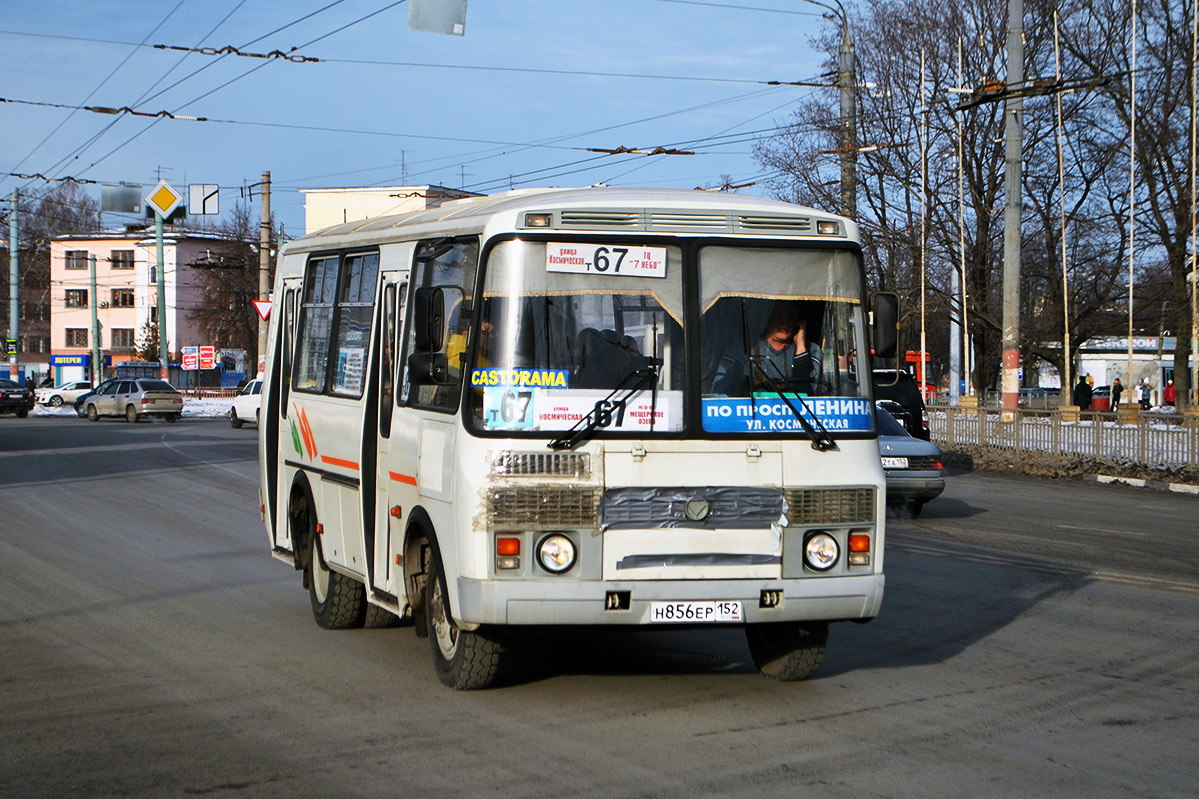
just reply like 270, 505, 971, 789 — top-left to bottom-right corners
466, 239, 871, 438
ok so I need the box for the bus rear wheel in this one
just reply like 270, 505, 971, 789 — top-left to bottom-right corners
745, 621, 828, 681
308, 535, 364, 629
426, 552, 502, 689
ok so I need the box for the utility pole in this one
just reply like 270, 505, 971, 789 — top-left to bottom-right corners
1000, 0, 1024, 416
838, 16, 856, 219
8, 188, 18, 381
155, 211, 169, 379
258, 170, 271, 377
90, 255, 102, 384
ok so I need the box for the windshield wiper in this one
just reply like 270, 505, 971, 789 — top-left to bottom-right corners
548, 359, 661, 451
749, 352, 838, 452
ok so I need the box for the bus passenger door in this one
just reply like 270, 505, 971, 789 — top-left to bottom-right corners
373, 279, 407, 603
273, 282, 300, 551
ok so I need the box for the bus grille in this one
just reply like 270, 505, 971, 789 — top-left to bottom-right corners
490, 451, 591, 478
485, 486, 601, 529
784, 487, 875, 525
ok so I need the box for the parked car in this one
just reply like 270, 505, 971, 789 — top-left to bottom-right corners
0, 378, 36, 418
36, 380, 95, 408
1091, 385, 1111, 412
83, 378, 183, 423
74, 378, 118, 417
229, 379, 262, 428
872, 369, 931, 440
877, 403, 944, 517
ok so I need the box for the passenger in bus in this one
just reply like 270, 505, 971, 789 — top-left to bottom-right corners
574, 328, 646, 388
713, 300, 822, 395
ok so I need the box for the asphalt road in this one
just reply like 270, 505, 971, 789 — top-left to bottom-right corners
1, 416, 1196, 798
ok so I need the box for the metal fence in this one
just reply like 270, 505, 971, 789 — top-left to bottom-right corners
929, 408, 1199, 468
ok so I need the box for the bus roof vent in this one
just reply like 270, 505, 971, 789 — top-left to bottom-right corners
647, 212, 729, 232
735, 215, 813, 233
559, 210, 642, 229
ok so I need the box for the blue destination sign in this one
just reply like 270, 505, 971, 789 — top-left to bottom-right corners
702, 396, 874, 433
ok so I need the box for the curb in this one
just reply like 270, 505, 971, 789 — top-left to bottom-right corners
1084, 474, 1199, 495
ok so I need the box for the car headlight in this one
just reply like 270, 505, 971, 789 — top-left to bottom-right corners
537, 534, 577, 574
804, 532, 840, 571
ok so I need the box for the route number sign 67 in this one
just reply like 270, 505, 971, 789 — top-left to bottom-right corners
545, 243, 667, 278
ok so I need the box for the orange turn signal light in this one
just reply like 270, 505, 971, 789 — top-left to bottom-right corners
496, 537, 521, 556
848, 533, 871, 553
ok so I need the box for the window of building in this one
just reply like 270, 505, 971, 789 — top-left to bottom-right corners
22, 302, 49, 321
65, 289, 89, 308
149, 264, 157, 284
111, 328, 136, 350
66, 328, 88, 347
65, 250, 89, 270
27, 335, 50, 354
111, 289, 136, 308
111, 250, 135, 269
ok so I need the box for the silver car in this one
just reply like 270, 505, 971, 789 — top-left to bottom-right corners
877, 403, 944, 517
84, 378, 183, 423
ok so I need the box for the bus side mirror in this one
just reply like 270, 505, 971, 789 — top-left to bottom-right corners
413, 287, 446, 352
407, 352, 452, 385
872, 292, 899, 359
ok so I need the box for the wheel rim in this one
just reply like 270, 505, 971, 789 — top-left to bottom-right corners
311, 538, 329, 603
87, 406, 97, 420
49, 396, 62, 407
126, 406, 136, 423
429, 574, 459, 659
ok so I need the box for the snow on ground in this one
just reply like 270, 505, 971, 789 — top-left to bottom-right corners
30, 397, 233, 419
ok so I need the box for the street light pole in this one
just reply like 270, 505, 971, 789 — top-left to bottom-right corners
1000, 0, 1025, 417
800, 0, 856, 219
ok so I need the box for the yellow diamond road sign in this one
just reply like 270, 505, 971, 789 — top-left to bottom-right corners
146, 180, 183, 218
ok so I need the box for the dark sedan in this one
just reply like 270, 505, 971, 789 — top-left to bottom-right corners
877, 404, 944, 517
0, 378, 36, 418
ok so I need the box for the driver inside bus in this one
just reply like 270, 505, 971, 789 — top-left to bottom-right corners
713, 300, 822, 395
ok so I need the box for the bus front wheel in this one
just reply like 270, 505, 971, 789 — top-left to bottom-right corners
308, 535, 364, 629
426, 552, 502, 690
745, 621, 828, 681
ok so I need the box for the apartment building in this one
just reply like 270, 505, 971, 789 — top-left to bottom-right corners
47, 228, 231, 384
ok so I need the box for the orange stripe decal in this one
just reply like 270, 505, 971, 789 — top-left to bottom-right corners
389, 471, 418, 485
320, 455, 360, 471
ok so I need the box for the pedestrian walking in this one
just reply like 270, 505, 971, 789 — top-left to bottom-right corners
1111, 378, 1123, 411
1163, 379, 1175, 406
1139, 378, 1153, 410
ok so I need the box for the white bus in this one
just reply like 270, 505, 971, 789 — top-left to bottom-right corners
258, 187, 898, 689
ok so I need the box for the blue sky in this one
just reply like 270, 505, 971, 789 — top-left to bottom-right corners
0, 0, 840, 236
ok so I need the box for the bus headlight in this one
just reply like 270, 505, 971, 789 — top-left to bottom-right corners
537, 534, 577, 574
804, 532, 840, 571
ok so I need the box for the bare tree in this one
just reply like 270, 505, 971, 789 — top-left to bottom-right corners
186, 202, 274, 369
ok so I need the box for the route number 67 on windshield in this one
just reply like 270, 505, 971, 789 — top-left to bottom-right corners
546, 243, 667, 278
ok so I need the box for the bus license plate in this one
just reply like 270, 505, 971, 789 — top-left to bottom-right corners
649, 601, 742, 623
881, 456, 908, 469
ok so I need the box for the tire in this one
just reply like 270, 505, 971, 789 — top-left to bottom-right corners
426, 551, 503, 689
230, 408, 243, 428
87, 404, 99, 421
125, 405, 138, 423
908, 500, 925, 518
364, 602, 400, 628
167, 413, 180, 423
17, 409, 29, 418
745, 621, 829, 681
308, 534, 365, 629
48, 395, 63, 407
76, 404, 88, 418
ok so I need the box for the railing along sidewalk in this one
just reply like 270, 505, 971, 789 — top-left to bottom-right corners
929, 406, 1199, 469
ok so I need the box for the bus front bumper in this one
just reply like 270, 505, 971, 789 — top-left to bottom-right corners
454, 573, 884, 627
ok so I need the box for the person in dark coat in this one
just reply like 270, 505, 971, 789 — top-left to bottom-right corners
1111, 378, 1123, 411
1072, 374, 1092, 410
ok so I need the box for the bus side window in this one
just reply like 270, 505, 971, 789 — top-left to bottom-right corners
403, 239, 478, 413
379, 283, 397, 437
280, 288, 296, 416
